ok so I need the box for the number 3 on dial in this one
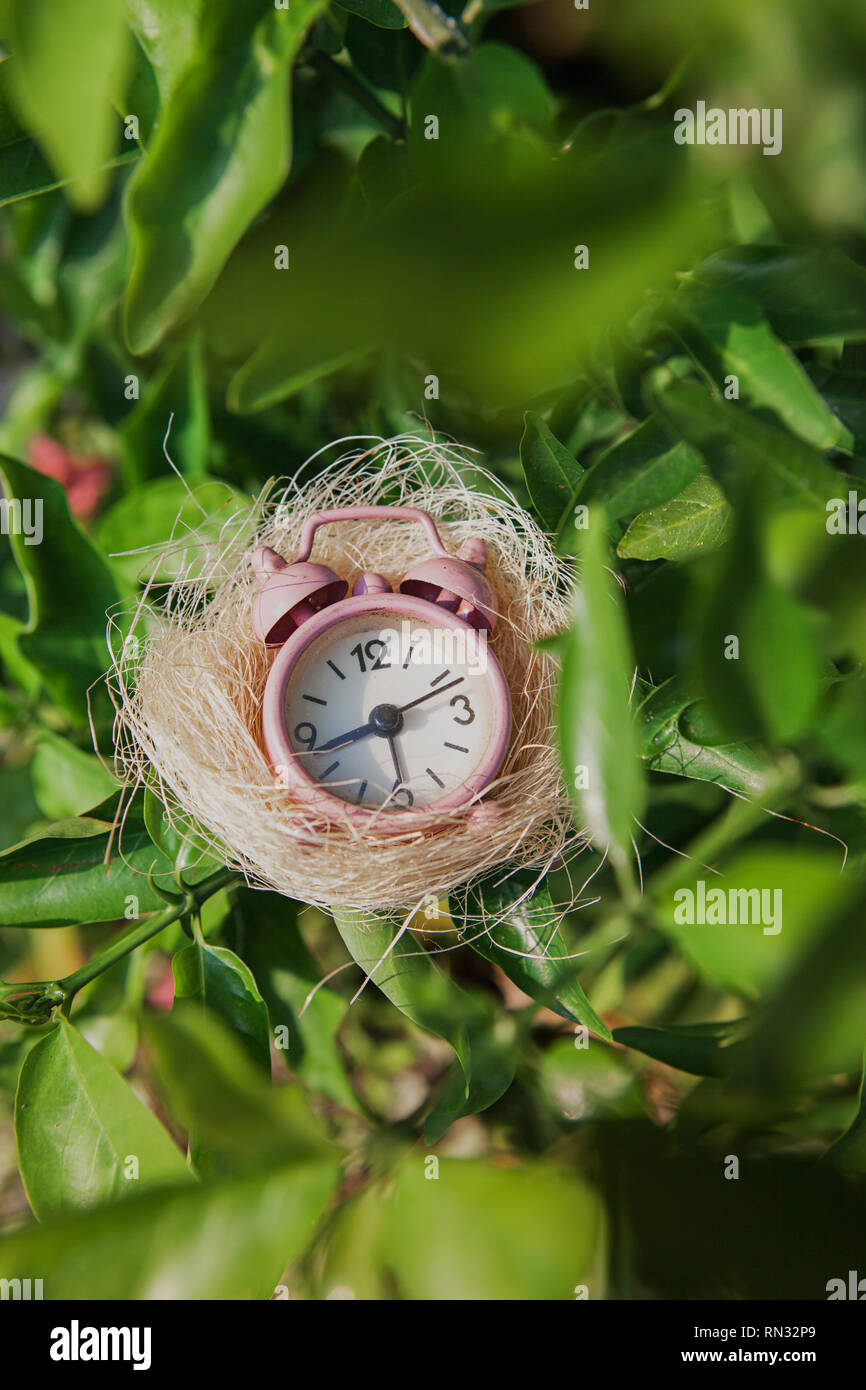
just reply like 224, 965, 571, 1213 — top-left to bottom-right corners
450, 694, 475, 725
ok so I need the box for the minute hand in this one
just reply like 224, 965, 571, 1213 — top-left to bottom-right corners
315, 720, 374, 752
399, 676, 464, 713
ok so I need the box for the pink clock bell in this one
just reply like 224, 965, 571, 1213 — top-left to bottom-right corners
252, 506, 511, 825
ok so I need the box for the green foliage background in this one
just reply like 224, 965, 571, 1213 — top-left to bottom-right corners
1, 0, 866, 1299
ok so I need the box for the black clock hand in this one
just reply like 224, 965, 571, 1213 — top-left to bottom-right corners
315, 677, 464, 753
387, 733, 405, 786
315, 720, 374, 752
398, 676, 464, 714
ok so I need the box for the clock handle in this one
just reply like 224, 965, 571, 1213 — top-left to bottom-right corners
294, 506, 450, 563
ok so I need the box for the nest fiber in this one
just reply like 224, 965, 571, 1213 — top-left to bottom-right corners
109, 436, 579, 913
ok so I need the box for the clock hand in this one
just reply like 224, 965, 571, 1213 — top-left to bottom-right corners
315, 720, 374, 752
387, 733, 405, 787
314, 681, 463, 755
398, 676, 464, 714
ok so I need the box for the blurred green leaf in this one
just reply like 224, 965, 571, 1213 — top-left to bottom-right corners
409, 43, 555, 171
539, 1035, 640, 1119
97, 475, 248, 587
0, 1160, 335, 1298
380, 1153, 603, 1299
618, 470, 731, 561
124, 0, 204, 104
600, 1119, 866, 1300
237, 892, 359, 1113
322, 1151, 603, 1299
825, 1056, 866, 1173
145, 1003, 335, 1176
332, 906, 517, 1141
520, 410, 583, 530
574, 419, 702, 527
655, 846, 851, 999
1, 0, 131, 210
0, 73, 64, 206
55, 185, 131, 365
0, 453, 122, 725
119, 332, 210, 483
614, 1020, 743, 1078
173, 938, 271, 1073
15, 1015, 191, 1219
696, 502, 823, 743
467, 869, 610, 1037
558, 507, 645, 871
78, 1010, 139, 1073
651, 380, 839, 508
693, 245, 866, 345
741, 874, 866, 1088
124, 0, 330, 353
30, 730, 116, 819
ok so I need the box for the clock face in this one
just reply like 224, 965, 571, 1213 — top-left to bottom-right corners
280, 611, 505, 810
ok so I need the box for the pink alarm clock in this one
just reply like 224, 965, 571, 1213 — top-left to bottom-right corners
252, 506, 512, 826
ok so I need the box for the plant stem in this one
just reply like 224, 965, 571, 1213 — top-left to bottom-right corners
61, 867, 237, 996
310, 52, 405, 141
0, 867, 237, 1024
393, 0, 469, 53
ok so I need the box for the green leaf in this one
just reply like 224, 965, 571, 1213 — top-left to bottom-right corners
228, 342, 370, 415
636, 677, 772, 796
0, 452, 122, 725
173, 939, 271, 1073
336, 0, 407, 27
145, 1004, 335, 1177
237, 890, 359, 1113
825, 1055, 866, 1173
124, 0, 204, 105
520, 410, 584, 530
651, 380, 840, 510
1, 0, 131, 210
379, 1154, 602, 1299
30, 731, 117, 820
55, 183, 131, 363
119, 333, 211, 484
557, 507, 645, 869
696, 504, 823, 743
739, 874, 866, 1088
331, 906, 517, 1141
572, 419, 702, 527
15, 1015, 191, 1220
143, 786, 222, 876
667, 283, 849, 450
320, 1152, 604, 1300
613, 1021, 743, 1078
0, 793, 201, 926
409, 43, 555, 170
97, 476, 248, 587
0, 1161, 336, 1298
0, 70, 64, 205
467, 870, 610, 1037
655, 846, 851, 1000
693, 245, 866, 345
124, 0, 330, 353
617, 470, 732, 561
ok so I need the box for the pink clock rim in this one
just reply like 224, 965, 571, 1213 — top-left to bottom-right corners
260, 592, 512, 830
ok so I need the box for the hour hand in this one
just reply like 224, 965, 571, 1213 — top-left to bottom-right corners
315, 721, 374, 752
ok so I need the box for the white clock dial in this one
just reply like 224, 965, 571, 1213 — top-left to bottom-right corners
282, 612, 500, 809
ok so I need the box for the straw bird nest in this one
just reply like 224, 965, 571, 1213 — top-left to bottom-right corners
108, 436, 580, 915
